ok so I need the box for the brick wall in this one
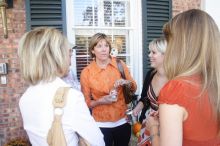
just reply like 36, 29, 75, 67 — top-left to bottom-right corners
0, 0, 202, 145
0, 0, 27, 145
173, 0, 201, 16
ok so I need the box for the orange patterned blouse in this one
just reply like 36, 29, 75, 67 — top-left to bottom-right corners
158, 76, 220, 146
80, 57, 137, 122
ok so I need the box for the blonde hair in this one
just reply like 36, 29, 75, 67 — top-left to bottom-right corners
149, 37, 167, 54
163, 9, 220, 124
89, 33, 112, 58
18, 27, 70, 85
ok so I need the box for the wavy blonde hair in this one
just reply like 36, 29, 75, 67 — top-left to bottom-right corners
149, 37, 167, 54
163, 9, 220, 125
18, 27, 70, 85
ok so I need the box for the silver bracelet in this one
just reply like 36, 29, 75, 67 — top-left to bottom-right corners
150, 132, 160, 141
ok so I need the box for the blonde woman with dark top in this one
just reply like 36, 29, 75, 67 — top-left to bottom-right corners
133, 37, 167, 123
145, 9, 220, 146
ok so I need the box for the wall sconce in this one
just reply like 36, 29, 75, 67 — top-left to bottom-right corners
0, 0, 8, 38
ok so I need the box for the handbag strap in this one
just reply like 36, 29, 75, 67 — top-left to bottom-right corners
53, 87, 70, 108
116, 59, 126, 79
47, 87, 70, 146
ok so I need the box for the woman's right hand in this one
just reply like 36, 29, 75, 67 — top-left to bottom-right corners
132, 102, 144, 116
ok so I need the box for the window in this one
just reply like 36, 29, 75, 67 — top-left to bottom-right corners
66, 0, 139, 80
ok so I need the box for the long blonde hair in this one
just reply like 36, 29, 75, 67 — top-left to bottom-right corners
163, 9, 220, 125
18, 27, 70, 85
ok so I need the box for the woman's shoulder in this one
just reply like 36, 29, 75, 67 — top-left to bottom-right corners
158, 76, 202, 104
142, 69, 156, 84
146, 68, 156, 77
114, 57, 126, 66
66, 88, 86, 105
81, 61, 95, 74
167, 76, 201, 91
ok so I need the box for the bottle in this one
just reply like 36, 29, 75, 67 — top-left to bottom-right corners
110, 88, 118, 102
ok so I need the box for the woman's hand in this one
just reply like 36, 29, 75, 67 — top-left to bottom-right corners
114, 79, 131, 88
150, 111, 159, 117
144, 115, 159, 134
132, 102, 144, 116
97, 94, 116, 105
143, 115, 160, 146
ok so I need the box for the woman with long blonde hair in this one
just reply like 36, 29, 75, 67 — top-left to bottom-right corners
145, 9, 220, 146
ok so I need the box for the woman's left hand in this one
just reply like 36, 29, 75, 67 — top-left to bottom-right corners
114, 79, 131, 88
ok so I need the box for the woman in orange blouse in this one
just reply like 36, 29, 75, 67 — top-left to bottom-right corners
145, 9, 220, 146
80, 33, 137, 146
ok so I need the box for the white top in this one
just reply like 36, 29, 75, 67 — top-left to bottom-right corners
96, 118, 127, 128
19, 77, 105, 146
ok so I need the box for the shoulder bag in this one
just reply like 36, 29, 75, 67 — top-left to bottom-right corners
47, 87, 90, 146
116, 59, 137, 105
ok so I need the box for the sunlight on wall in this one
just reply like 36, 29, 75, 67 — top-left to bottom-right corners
203, 0, 220, 29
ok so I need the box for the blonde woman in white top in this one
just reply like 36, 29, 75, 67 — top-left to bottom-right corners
18, 27, 105, 146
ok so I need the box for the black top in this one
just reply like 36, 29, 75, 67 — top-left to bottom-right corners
139, 68, 157, 123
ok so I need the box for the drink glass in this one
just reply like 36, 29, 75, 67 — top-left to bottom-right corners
110, 88, 118, 102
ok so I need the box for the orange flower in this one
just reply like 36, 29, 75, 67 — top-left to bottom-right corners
132, 122, 142, 137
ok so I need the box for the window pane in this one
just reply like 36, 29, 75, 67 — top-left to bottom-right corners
104, 1, 112, 26
113, 1, 127, 26
103, 0, 129, 27
74, 0, 129, 27
74, 0, 98, 26
75, 35, 92, 79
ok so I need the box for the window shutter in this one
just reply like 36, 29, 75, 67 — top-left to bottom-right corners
25, 0, 66, 33
142, 0, 172, 77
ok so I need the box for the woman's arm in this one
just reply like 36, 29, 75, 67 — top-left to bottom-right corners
133, 101, 144, 116
140, 69, 155, 106
159, 104, 187, 146
67, 89, 105, 146
120, 61, 137, 92
145, 104, 187, 146
80, 69, 93, 107
89, 94, 115, 108
137, 71, 154, 122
